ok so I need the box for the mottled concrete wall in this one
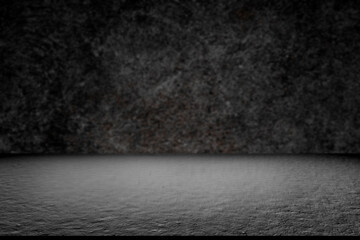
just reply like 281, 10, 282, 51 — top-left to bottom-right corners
1, 0, 360, 153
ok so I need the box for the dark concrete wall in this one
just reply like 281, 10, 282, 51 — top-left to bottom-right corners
1, 0, 360, 153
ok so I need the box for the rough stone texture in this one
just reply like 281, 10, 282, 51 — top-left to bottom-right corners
1, 0, 360, 153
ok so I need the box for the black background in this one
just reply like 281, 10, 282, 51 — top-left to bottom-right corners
1, 0, 360, 153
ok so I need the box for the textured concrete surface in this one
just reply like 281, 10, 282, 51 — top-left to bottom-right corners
1, 156, 360, 236
1, 0, 360, 153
